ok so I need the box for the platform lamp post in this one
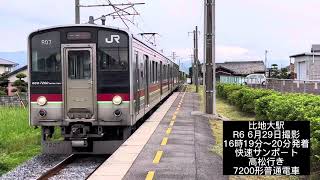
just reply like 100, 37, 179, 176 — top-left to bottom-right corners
204, 0, 216, 115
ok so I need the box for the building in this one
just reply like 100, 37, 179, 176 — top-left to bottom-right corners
290, 45, 320, 80
215, 61, 266, 84
216, 61, 266, 76
6, 65, 28, 96
200, 61, 266, 84
0, 58, 18, 75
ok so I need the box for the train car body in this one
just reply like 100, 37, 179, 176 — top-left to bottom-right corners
28, 24, 181, 154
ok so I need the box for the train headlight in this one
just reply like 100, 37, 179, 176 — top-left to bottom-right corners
37, 96, 47, 106
112, 95, 122, 105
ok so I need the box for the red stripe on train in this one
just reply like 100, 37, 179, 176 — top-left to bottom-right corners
30, 93, 130, 102
97, 93, 130, 101
30, 94, 62, 102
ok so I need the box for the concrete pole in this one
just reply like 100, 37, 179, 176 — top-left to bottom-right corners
204, 0, 216, 114
193, 30, 196, 85
265, 50, 268, 75
195, 26, 199, 93
75, 0, 80, 24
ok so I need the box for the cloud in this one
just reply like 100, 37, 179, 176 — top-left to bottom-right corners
216, 45, 251, 61
1, 0, 320, 68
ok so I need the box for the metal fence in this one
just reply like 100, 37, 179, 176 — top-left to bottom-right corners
247, 78, 320, 95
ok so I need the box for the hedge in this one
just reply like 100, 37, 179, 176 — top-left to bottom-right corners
217, 83, 320, 171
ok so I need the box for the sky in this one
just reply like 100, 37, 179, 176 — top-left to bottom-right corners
1, 0, 320, 69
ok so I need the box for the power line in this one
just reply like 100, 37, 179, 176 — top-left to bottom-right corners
79, 2, 145, 7
75, 0, 145, 29
138, 33, 160, 46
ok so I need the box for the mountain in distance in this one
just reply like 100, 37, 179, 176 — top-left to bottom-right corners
0, 51, 27, 69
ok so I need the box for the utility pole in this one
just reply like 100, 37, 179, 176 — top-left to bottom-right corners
193, 30, 196, 85
204, 0, 216, 114
265, 50, 268, 74
172, 52, 177, 62
189, 54, 194, 83
189, 28, 199, 90
195, 26, 199, 93
75, 0, 80, 24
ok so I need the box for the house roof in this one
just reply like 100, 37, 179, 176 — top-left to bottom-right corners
0, 58, 18, 66
216, 65, 235, 74
290, 52, 320, 58
6, 65, 27, 78
216, 61, 266, 75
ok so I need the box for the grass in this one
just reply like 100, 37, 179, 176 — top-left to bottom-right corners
0, 107, 41, 176
216, 98, 255, 121
212, 97, 255, 158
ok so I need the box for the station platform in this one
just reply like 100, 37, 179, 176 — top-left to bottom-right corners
89, 90, 226, 180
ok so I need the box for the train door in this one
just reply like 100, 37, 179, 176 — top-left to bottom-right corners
160, 61, 163, 96
144, 55, 149, 107
62, 44, 96, 120
135, 52, 140, 114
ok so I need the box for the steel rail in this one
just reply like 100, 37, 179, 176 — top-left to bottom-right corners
37, 154, 78, 180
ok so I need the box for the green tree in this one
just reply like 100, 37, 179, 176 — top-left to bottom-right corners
271, 64, 280, 78
279, 68, 290, 79
0, 73, 9, 95
11, 73, 28, 94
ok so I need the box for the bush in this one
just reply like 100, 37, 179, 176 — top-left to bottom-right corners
216, 83, 244, 99
217, 83, 320, 171
217, 83, 276, 113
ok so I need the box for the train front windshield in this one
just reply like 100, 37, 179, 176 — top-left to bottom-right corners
29, 27, 130, 93
30, 31, 62, 87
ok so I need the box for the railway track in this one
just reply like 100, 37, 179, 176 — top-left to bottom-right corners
37, 154, 78, 180
37, 154, 107, 180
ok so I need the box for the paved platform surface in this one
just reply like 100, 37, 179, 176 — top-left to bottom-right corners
89, 89, 227, 180
123, 91, 227, 180
88, 93, 179, 180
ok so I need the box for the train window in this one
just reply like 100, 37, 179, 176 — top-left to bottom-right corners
150, 61, 153, 83
31, 31, 61, 73
156, 62, 158, 82
68, 50, 91, 79
32, 51, 61, 72
98, 48, 128, 71
154, 62, 156, 83
140, 63, 143, 79
163, 65, 166, 80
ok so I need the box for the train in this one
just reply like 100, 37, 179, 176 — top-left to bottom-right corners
28, 24, 185, 154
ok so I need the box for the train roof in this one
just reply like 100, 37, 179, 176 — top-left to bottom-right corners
28, 24, 130, 36
28, 24, 178, 67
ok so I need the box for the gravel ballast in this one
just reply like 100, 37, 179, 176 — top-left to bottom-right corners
49, 156, 106, 180
0, 154, 107, 180
0, 154, 68, 180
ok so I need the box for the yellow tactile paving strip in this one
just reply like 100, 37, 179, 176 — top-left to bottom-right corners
145, 91, 187, 180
